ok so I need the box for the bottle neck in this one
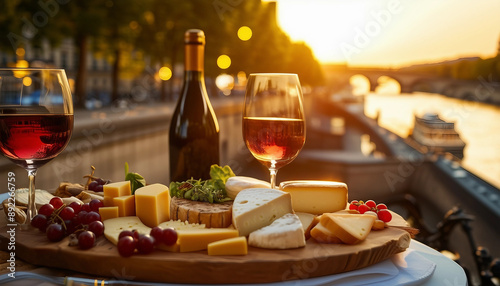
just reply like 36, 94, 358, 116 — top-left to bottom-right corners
185, 44, 204, 72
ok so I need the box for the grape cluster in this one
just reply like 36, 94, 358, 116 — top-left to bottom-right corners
31, 198, 105, 250
87, 178, 111, 192
117, 227, 178, 257
348, 199, 393, 223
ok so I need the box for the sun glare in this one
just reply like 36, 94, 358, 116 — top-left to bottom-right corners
272, 0, 500, 66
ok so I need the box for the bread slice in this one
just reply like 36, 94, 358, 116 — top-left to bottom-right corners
320, 213, 376, 244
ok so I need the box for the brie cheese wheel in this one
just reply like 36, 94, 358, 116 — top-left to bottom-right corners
232, 188, 293, 237
225, 176, 271, 199
248, 213, 305, 249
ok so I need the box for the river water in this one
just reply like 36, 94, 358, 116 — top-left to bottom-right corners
363, 92, 500, 190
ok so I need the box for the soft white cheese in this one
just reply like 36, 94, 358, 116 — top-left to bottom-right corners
232, 188, 293, 237
248, 213, 305, 249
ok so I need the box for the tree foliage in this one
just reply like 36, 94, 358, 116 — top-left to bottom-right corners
0, 0, 325, 105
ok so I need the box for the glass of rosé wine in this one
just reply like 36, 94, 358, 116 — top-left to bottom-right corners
0, 68, 73, 226
243, 73, 306, 189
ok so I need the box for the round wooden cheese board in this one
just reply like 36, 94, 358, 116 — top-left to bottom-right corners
0, 216, 411, 284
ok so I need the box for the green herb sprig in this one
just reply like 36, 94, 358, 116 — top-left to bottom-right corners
169, 165, 235, 203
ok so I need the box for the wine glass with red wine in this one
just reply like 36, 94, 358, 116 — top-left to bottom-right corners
0, 68, 74, 226
243, 73, 306, 189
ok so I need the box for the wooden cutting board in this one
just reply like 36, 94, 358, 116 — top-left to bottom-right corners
0, 219, 411, 284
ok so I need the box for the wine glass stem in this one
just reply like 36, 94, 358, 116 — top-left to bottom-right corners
269, 167, 277, 189
26, 169, 38, 225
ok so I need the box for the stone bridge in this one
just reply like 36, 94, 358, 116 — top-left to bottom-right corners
322, 65, 499, 102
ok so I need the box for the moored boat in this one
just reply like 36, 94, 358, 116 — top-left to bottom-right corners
410, 113, 466, 159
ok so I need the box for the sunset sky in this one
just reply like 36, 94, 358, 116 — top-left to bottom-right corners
271, 0, 500, 67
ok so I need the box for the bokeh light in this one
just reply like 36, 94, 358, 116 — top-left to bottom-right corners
159, 66, 172, 81
217, 55, 231, 69
22, 77, 32, 87
237, 26, 252, 41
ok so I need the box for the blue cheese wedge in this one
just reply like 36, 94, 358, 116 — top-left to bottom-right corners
248, 213, 305, 249
232, 188, 293, 237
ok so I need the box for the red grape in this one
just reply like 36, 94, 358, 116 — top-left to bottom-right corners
89, 199, 104, 212
60, 207, 75, 220
78, 231, 96, 250
137, 235, 155, 254
117, 236, 136, 257
82, 203, 91, 212
377, 209, 392, 222
88, 221, 104, 237
46, 224, 64, 242
68, 202, 82, 214
150, 227, 163, 245
161, 228, 178, 246
95, 185, 103, 192
77, 210, 88, 223
365, 200, 377, 209
31, 214, 47, 231
88, 181, 99, 191
119, 230, 135, 240
39, 204, 55, 217
358, 204, 370, 214
84, 211, 101, 224
49, 197, 64, 209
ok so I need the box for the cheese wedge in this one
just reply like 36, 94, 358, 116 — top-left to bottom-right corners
279, 180, 348, 215
135, 184, 170, 227
320, 213, 375, 244
310, 222, 342, 244
177, 228, 239, 252
232, 188, 293, 237
295, 212, 317, 240
207, 236, 248, 256
248, 213, 305, 249
225, 176, 271, 199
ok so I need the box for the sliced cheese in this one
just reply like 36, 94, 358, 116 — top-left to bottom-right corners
279, 180, 348, 215
295, 212, 317, 240
99, 206, 119, 221
320, 213, 375, 244
113, 195, 135, 217
248, 213, 305, 249
103, 216, 205, 246
177, 228, 239, 252
310, 222, 342, 244
135, 184, 170, 227
207, 236, 248, 256
103, 216, 152, 245
232, 188, 293, 237
225, 176, 271, 199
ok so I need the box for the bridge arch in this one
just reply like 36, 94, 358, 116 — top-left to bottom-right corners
375, 76, 401, 94
349, 74, 371, 95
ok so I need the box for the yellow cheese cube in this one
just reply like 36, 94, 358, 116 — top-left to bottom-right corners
279, 180, 348, 215
113, 195, 135, 217
103, 196, 114, 207
134, 183, 170, 227
98, 206, 119, 221
208, 236, 247, 256
103, 181, 131, 198
177, 228, 239, 252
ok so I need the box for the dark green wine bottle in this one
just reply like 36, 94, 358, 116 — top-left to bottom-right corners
169, 29, 220, 182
